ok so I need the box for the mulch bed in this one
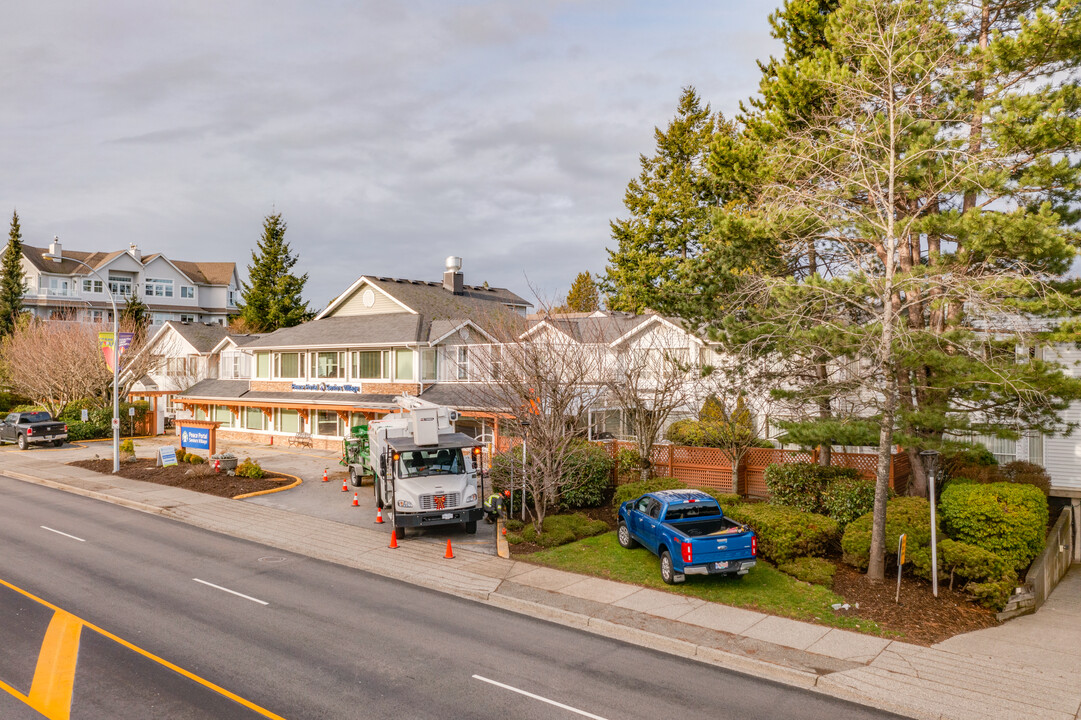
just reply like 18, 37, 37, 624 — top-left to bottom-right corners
70, 458, 294, 498
829, 561, 999, 645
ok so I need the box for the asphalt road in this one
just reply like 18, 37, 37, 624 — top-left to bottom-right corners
0, 474, 902, 720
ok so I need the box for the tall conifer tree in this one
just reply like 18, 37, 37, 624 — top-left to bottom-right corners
562, 272, 600, 313
0, 210, 26, 337
238, 213, 310, 332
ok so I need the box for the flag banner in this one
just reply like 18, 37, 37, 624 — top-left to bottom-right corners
118, 332, 134, 355
99, 332, 116, 372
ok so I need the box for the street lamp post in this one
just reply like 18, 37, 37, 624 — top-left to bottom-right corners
44, 242, 120, 474
919, 449, 941, 597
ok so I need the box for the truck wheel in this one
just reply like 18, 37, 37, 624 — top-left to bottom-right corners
375, 482, 384, 509
464, 520, 477, 534
17, 434, 28, 451
53, 439, 64, 447
660, 550, 677, 585
617, 523, 639, 549
394, 526, 405, 540
349, 466, 361, 487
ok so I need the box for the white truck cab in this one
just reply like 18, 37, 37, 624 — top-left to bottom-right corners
366, 396, 486, 540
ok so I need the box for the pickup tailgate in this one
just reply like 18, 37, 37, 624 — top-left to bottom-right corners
665, 521, 754, 566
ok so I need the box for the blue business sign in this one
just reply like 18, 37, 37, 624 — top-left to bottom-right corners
179, 426, 211, 450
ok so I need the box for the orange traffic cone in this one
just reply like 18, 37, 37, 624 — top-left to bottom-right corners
444, 539, 454, 559
376, 508, 384, 524
322, 468, 329, 482
341, 479, 348, 492
389, 531, 398, 549
352, 492, 359, 507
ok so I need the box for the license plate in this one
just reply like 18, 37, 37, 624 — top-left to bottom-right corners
441, 513, 453, 520
713, 561, 730, 570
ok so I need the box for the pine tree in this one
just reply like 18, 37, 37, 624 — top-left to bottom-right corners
238, 213, 310, 332
602, 87, 730, 312
561, 272, 600, 313
0, 210, 26, 337
120, 295, 151, 341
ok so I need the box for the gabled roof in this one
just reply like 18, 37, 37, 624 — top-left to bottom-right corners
166, 322, 237, 354
21, 244, 236, 286
522, 311, 703, 347
319, 275, 530, 319
242, 314, 424, 349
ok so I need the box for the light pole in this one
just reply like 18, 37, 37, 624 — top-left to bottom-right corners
520, 418, 530, 522
919, 449, 941, 597
43, 242, 120, 474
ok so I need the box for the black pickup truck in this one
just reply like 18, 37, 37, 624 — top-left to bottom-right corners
0, 411, 68, 450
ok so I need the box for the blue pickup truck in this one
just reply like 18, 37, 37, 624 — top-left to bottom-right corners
618, 489, 757, 584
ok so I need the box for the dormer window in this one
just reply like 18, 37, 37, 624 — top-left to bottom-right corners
108, 274, 132, 297
145, 278, 174, 297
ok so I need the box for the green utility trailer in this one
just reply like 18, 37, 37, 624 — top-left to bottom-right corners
342, 425, 372, 487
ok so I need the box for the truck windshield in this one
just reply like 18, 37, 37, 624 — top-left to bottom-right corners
666, 503, 721, 521
397, 448, 465, 477
22, 412, 52, 423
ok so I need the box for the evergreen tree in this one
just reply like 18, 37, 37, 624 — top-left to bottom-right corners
119, 295, 151, 341
561, 272, 600, 313
602, 87, 731, 312
0, 210, 26, 337
238, 213, 310, 332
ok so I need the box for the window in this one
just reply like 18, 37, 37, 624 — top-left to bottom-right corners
82, 279, 103, 293
352, 351, 382, 379
180, 286, 195, 299
39, 277, 72, 297
277, 409, 300, 433
179, 314, 196, 323
316, 410, 340, 437
90, 310, 104, 323
245, 407, 265, 430
215, 406, 233, 427
145, 278, 174, 297
195, 406, 207, 421
456, 347, 469, 380
489, 345, 502, 380
108, 274, 132, 297
1028, 433, 1044, 467
255, 353, 270, 379
349, 413, 368, 432
276, 352, 301, 379
396, 448, 465, 478
228, 290, 236, 306
311, 351, 344, 379
395, 349, 414, 381
421, 348, 438, 381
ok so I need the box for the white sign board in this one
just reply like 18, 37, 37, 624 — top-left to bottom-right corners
111, 417, 120, 429
81, 409, 88, 422
157, 446, 178, 468
129, 406, 136, 417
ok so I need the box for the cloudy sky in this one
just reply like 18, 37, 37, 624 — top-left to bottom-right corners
1, 1, 782, 311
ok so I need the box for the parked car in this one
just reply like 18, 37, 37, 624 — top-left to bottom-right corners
0, 411, 68, 450
617, 489, 756, 584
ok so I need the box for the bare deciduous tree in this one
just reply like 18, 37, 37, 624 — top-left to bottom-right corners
0, 320, 111, 417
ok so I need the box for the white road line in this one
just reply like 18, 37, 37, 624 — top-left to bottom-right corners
472, 675, 609, 720
41, 526, 85, 542
193, 578, 269, 606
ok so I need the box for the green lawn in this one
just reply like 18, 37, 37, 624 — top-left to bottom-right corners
526, 532, 887, 635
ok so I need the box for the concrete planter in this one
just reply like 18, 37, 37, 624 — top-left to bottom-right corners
211, 455, 239, 472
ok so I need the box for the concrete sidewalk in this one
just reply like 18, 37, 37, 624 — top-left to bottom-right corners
2, 448, 1079, 720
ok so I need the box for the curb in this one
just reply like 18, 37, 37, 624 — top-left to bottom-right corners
2, 470, 171, 517
232, 472, 303, 499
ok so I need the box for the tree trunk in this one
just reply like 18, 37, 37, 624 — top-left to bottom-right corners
906, 446, 928, 498
867, 389, 896, 582
731, 457, 741, 496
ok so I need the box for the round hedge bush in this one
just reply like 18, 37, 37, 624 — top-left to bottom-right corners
559, 439, 615, 508
841, 496, 933, 570
938, 482, 1048, 571
724, 503, 839, 564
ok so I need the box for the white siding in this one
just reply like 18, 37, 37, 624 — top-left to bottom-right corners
1043, 345, 1081, 491
332, 283, 408, 316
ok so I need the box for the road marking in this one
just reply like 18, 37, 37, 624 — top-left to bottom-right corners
40, 527, 85, 543
27, 610, 81, 720
193, 578, 269, 606
0, 576, 287, 720
472, 675, 609, 720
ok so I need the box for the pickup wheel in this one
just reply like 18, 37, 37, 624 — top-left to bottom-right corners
53, 439, 64, 447
660, 550, 677, 585
17, 434, 28, 451
617, 523, 639, 549
349, 466, 362, 487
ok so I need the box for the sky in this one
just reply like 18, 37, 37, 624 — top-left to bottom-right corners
0, 1, 783, 312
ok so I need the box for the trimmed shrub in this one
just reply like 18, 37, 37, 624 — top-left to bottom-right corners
778, 556, 836, 587
613, 478, 685, 514
56, 401, 151, 440
119, 439, 135, 454
560, 440, 614, 509
236, 457, 264, 478
939, 482, 1048, 571
910, 539, 1017, 610
724, 503, 839, 563
821, 476, 879, 530
841, 497, 933, 570
704, 492, 743, 508
998, 461, 1052, 496
765, 463, 860, 514
506, 513, 608, 548
64, 421, 99, 442
188, 454, 205, 465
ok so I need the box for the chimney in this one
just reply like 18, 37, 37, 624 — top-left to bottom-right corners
129, 243, 141, 262
443, 256, 463, 295
49, 235, 62, 258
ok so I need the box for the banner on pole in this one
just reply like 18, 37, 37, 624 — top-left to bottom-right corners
99, 331, 136, 372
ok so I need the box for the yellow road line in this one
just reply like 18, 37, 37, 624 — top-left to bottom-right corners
27, 610, 81, 720
0, 577, 288, 720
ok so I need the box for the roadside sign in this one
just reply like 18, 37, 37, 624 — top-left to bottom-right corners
895, 533, 907, 604
111, 417, 120, 430
179, 426, 211, 450
158, 447, 178, 468
81, 409, 88, 422
129, 406, 136, 417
